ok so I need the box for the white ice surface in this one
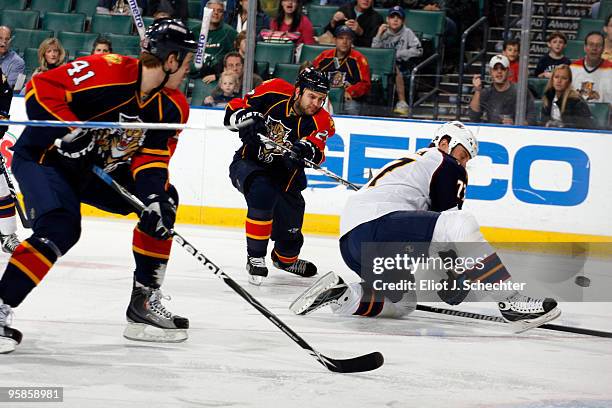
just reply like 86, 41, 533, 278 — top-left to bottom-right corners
1, 218, 611, 408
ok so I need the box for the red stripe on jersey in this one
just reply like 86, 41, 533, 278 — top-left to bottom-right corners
9, 242, 53, 285
133, 228, 172, 259
245, 218, 273, 240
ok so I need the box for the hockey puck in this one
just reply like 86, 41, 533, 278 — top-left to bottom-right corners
575, 276, 591, 287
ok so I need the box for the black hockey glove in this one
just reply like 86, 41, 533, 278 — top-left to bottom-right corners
437, 270, 471, 306
284, 139, 317, 168
237, 111, 266, 147
53, 128, 109, 172
138, 194, 177, 240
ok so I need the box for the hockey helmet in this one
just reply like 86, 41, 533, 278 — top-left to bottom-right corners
142, 18, 197, 65
432, 121, 478, 159
295, 67, 330, 95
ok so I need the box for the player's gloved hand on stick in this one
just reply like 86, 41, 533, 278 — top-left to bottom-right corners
437, 270, 471, 306
138, 194, 177, 240
237, 111, 266, 147
284, 139, 317, 168
53, 128, 110, 171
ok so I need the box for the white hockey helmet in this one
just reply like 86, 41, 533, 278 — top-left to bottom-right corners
432, 121, 478, 159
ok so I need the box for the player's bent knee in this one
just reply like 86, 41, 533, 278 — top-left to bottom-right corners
32, 209, 81, 255
432, 211, 484, 242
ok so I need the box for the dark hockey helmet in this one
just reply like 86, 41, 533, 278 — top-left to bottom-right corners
142, 18, 197, 65
295, 67, 330, 95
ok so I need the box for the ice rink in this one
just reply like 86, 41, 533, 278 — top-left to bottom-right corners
1, 218, 611, 408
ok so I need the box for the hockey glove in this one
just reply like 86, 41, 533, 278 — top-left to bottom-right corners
284, 139, 317, 169
237, 111, 266, 147
138, 194, 177, 240
437, 270, 471, 306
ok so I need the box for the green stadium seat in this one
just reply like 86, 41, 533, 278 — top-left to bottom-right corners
256, 61, 270, 78
191, 80, 217, 106
355, 46, 395, 93
143, 16, 155, 29
576, 19, 605, 40
596, 0, 612, 19
328, 87, 344, 114
91, 14, 133, 35
106, 33, 141, 55
255, 42, 295, 72
533, 99, 544, 125
298, 44, 334, 64
58, 32, 100, 58
305, 4, 336, 28
0, 10, 40, 30
564, 40, 584, 61
11, 29, 53, 54
188, 0, 201, 19
0, 0, 27, 10
273, 63, 300, 83
405, 10, 446, 51
187, 18, 202, 35
29, 0, 71, 18
528, 77, 549, 99
42, 12, 86, 34
23, 47, 40, 77
588, 102, 610, 129
74, 0, 100, 20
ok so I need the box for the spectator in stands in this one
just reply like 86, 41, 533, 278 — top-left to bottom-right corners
540, 64, 594, 129
203, 71, 240, 107
221, 51, 263, 94
313, 25, 371, 115
468, 54, 536, 125
324, 0, 384, 47
225, 0, 270, 35
603, 14, 612, 61
192, 0, 237, 83
32, 38, 66, 78
372, 6, 422, 116
570, 31, 612, 103
534, 32, 572, 79
91, 38, 113, 55
502, 38, 520, 83
268, 0, 315, 46
0, 26, 24, 90
97, 0, 145, 15
148, 0, 188, 21
234, 30, 247, 59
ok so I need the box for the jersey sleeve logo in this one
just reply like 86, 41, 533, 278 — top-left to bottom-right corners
96, 113, 146, 172
259, 117, 292, 163
102, 54, 123, 64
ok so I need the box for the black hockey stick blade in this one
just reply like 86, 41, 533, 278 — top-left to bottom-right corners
317, 351, 384, 373
416, 304, 612, 338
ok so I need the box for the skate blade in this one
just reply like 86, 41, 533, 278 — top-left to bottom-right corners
123, 322, 188, 343
248, 274, 265, 286
289, 271, 339, 315
0, 337, 18, 354
510, 307, 562, 334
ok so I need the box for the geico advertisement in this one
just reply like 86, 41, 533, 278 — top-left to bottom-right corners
6, 101, 612, 236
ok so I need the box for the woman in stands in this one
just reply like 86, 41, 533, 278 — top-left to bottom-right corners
269, 0, 315, 45
32, 38, 66, 78
540, 64, 594, 129
225, 0, 270, 34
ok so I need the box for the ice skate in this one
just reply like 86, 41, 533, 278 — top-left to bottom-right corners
124, 286, 189, 343
0, 300, 22, 354
272, 252, 317, 277
290, 272, 349, 315
0, 233, 19, 254
247, 256, 268, 286
498, 294, 561, 333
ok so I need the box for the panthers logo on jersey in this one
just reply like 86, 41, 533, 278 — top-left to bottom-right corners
259, 117, 292, 163
96, 113, 146, 172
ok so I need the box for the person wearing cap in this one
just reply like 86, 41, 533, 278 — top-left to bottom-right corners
323, 0, 384, 47
468, 54, 536, 125
312, 25, 371, 115
372, 6, 422, 116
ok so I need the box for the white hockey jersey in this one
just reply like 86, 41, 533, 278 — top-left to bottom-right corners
340, 148, 468, 236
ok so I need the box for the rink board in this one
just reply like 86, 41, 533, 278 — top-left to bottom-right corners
5, 99, 612, 241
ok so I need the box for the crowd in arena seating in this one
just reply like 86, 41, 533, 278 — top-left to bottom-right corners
0, 0, 610, 129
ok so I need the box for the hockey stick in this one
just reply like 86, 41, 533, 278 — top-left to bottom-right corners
91, 165, 383, 373
126, 0, 146, 41
416, 304, 612, 338
193, 8, 213, 70
0, 153, 30, 228
257, 134, 361, 190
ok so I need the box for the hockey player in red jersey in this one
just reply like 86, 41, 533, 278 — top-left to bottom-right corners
224, 68, 335, 285
290, 121, 561, 333
0, 19, 197, 353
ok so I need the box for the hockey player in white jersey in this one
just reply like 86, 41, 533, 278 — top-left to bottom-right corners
290, 121, 561, 333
